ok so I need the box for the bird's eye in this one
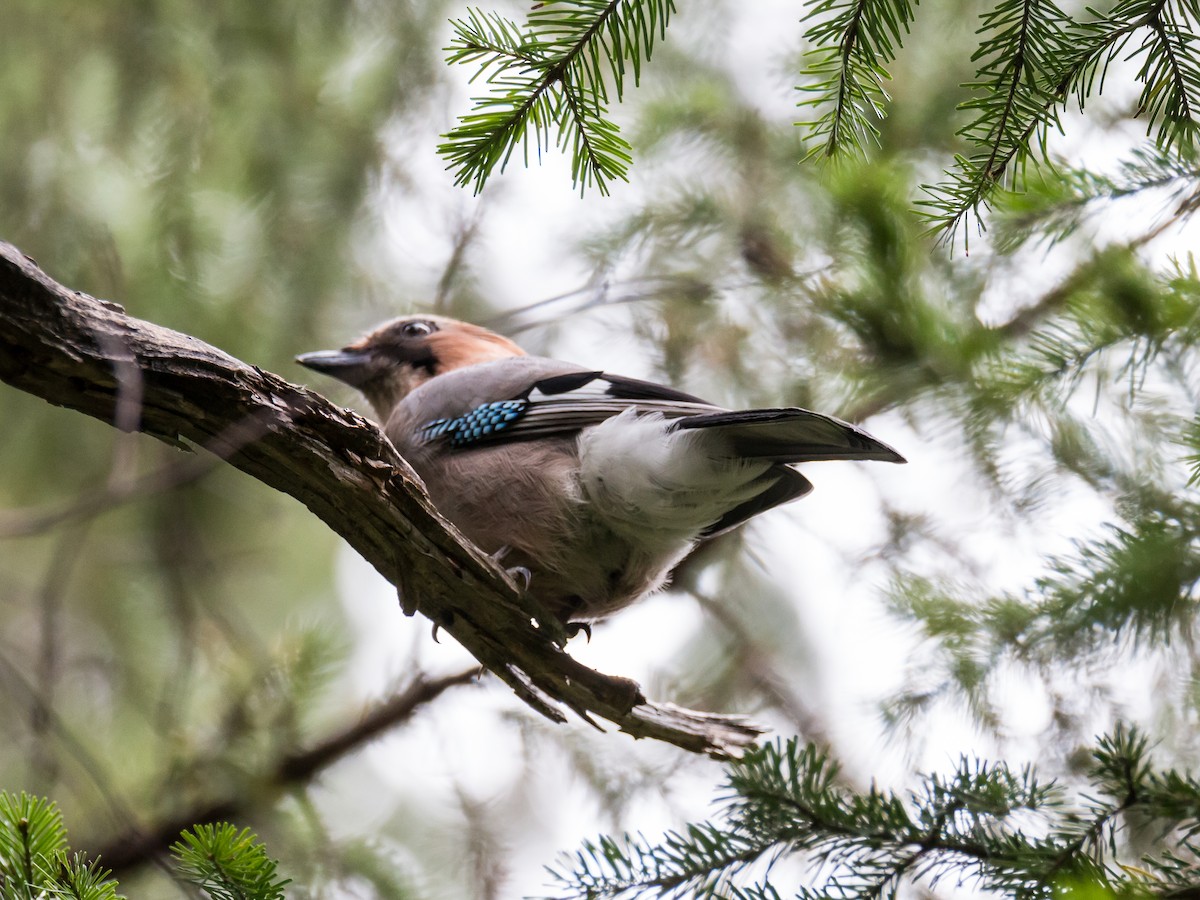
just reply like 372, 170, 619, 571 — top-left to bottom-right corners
401, 321, 435, 338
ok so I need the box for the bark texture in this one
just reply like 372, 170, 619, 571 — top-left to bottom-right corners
0, 241, 761, 759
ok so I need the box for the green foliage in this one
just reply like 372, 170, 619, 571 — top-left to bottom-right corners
0, 794, 287, 900
448, 0, 1200, 243
172, 824, 290, 900
439, 1, 675, 193
0, 793, 123, 900
917, 0, 1077, 240
3, 1, 1200, 898
52, 854, 125, 900
0, 793, 69, 895
546, 733, 1200, 899
797, 0, 916, 158
0, 794, 113, 900
872, 227, 1200, 729
991, 148, 1200, 251
0, 2, 456, 895
1183, 411, 1200, 486
920, 0, 1200, 239
886, 496, 1200, 720
971, 248, 1196, 414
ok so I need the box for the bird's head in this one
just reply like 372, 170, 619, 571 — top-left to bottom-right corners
297, 315, 525, 420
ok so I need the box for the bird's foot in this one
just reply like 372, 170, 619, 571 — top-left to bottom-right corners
490, 546, 531, 592
565, 621, 592, 642
506, 565, 532, 591
431, 610, 455, 643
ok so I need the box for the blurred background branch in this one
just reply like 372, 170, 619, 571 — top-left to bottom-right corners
94, 668, 479, 874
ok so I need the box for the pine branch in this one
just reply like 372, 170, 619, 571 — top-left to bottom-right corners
0, 797, 300, 900
797, 0, 916, 157
547, 826, 773, 899
886, 504, 1200, 727
440, 1, 673, 193
940, 242, 1200, 478
546, 734, 1200, 899
1182, 405, 1200, 486
991, 147, 1200, 249
0, 794, 121, 900
921, 0, 1200, 241
172, 824, 289, 900
1133, 0, 1200, 150
918, 0, 1073, 241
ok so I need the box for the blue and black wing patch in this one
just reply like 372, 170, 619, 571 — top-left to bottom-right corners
419, 400, 529, 448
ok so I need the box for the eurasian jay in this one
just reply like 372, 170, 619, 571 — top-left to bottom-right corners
297, 316, 904, 626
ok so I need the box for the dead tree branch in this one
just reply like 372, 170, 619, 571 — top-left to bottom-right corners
0, 241, 761, 761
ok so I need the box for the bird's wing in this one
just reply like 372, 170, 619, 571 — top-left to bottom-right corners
415, 369, 722, 448
409, 360, 904, 465
699, 466, 814, 538
671, 408, 906, 463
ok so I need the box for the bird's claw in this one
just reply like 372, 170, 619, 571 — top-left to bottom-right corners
565, 621, 592, 642
492, 547, 530, 591
506, 565, 532, 591
431, 611, 455, 643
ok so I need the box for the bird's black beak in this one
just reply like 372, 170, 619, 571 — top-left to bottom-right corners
295, 349, 376, 388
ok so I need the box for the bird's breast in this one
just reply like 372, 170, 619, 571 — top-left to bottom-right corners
391, 428, 693, 621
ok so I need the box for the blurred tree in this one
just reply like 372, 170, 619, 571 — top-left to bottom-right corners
441, 2, 1200, 897
0, 792, 288, 900
0, 2, 479, 896
1, 1, 1200, 899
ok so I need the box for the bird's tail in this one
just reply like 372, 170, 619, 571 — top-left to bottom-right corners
577, 407, 903, 544
670, 408, 906, 464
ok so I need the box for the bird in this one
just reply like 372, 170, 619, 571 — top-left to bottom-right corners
297, 315, 905, 628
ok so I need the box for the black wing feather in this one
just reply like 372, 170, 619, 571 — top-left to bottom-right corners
525, 370, 605, 395
672, 408, 906, 463
700, 466, 814, 538
595, 373, 712, 405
